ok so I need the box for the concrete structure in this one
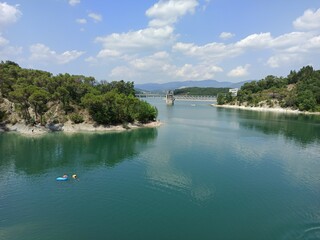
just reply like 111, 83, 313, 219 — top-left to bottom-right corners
166, 90, 175, 105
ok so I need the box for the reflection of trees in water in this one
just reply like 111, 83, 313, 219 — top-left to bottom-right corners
217, 108, 320, 145
0, 128, 157, 174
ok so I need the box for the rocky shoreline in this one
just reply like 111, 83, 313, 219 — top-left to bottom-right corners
212, 104, 320, 115
0, 120, 162, 136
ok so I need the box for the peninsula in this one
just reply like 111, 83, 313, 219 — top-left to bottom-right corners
215, 66, 320, 114
0, 61, 159, 135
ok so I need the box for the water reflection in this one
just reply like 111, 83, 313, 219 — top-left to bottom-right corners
143, 148, 214, 204
217, 108, 320, 145
0, 128, 158, 175
145, 150, 191, 192
281, 143, 320, 188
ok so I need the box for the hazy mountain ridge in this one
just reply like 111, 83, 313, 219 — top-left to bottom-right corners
135, 80, 250, 92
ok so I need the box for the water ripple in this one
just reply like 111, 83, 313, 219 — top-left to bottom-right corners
276, 222, 320, 240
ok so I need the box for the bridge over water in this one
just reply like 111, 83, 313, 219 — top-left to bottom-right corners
136, 93, 216, 102
136, 93, 164, 98
174, 95, 216, 101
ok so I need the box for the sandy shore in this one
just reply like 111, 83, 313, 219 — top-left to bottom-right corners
212, 104, 320, 115
1, 120, 162, 136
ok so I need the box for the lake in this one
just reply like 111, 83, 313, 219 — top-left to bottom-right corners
1, 98, 320, 240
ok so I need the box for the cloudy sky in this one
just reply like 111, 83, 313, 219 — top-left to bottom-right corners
1, 0, 320, 84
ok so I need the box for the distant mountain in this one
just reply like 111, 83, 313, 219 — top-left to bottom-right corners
135, 80, 250, 92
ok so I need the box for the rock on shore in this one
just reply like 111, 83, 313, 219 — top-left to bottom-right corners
1, 120, 162, 136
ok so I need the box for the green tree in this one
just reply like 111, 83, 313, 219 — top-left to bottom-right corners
297, 90, 316, 111
217, 93, 226, 105
9, 85, 37, 122
82, 93, 111, 124
0, 61, 20, 97
135, 101, 158, 123
29, 89, 50, 124
55, 86, 71, 114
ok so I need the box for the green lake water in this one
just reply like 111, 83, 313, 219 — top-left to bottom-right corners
1, 98, 320, 240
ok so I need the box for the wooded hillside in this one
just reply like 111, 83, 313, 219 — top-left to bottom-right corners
217, 66, 320, 112
0, 61, 158, 126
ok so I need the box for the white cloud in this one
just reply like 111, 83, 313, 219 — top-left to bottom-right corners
0, 45, 22, 60
109, 50, 222, 82
0, 34, 9, 46
306, 35, 320, 50
88, 12, 102, 22
94, 0, 199, 62
94, 3, 320, 82
0, 2, 22, 30
110, 66, 137, 79
174, 63, 223, 80
58, 51, 84, 64
97, 49, 121, 58
202, 0, 211, 11
76, 18, 87, 24
227, 64, 250, 77
266, 34, 320, 68
293, 8, 320, 30
146, 0, 198, 27
219, 32, 235, 40
271, 32, 310, 49
235, 32, 272, 48
96, 26, 175, 55
0, 3, 22, 61
29, 43, 84, 64
69, 0, 80, 6
110, 51, 172, 80
266, 32, 320, 68
174, 31, 317, 65
152, 51, 170, 59
267, 54, 298, 68
172, 26, 320, 71
129, 51, 170, 70
84, 56, 98, 64
173, 41, 242, 62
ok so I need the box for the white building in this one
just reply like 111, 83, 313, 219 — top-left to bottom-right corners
229, 88, 239, 96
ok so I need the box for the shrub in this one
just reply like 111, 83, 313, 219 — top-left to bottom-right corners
69, 113, 84, 124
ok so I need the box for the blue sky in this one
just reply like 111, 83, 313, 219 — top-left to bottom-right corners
1, 0, 320, 84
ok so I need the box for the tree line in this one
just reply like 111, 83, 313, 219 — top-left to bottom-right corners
217, 66, 320, 112
0, 61, 158, 125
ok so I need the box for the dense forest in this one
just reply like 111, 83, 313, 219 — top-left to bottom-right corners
0, 61, 158, 126
174, 87, 229, 96
217, 66, 320, 112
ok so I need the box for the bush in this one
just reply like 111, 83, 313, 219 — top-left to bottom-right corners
122, 122, 130, 129
63, 105, 74, 114
69, 113, 84, 124
0, 110, 6, 122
